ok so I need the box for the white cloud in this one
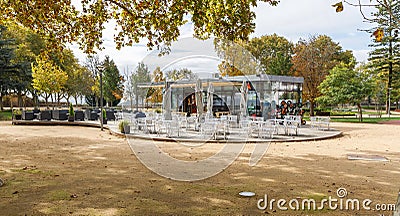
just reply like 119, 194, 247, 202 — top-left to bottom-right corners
252, 0, 376, 62
353, 49, 371, 63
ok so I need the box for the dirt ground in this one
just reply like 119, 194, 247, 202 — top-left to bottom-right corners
0, 121, 399, 215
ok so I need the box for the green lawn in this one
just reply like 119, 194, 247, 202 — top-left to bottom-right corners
0, 110, 12, 121
331, 117, 400, 123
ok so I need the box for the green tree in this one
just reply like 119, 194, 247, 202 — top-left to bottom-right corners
318, 64, 374, 122
147, 67, 165, 105
1, 0, 279, 54
246, 34, 294, 75
366, 0, 400, 114
31, 54, 68, 108
0, 25, 19, 110
56, 49, 94, 106
165, 68, 196, 81
131, 62, 151, 110
217, 61, 243, 77
292, 35, 354, 116
1, 22, 40, 108
84, 55, 102, 107
214, 39, 257, 76
102, 56, 124, 107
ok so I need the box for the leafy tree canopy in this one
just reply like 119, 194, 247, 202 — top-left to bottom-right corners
147, 67, 165, 104
1, 0, 279, 54
292, 35, 354, 116
318, 63, 374, 121
246, 33, 294, 75
214, 38, 257, 76
102, 56, 124, 106
31, 53, 68, 105
165, 68, 197, 81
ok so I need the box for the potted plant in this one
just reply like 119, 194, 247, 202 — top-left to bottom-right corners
13, 109, 22, 120
68, 103, 75, 122
102, 109, 107, 124
119, 120, 130, 134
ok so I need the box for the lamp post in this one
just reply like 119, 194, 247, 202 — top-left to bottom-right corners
389, 87, 392, 118
98, 65, 105, 131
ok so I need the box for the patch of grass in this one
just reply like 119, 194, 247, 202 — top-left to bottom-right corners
331, 117, 400, 124
304, 193, 328, 201
0, 110, 12, 120
330, 111, 356, 116
11, 167, 55, 176
48, 190, 71, 201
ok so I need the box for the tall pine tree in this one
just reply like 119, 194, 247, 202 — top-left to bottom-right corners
0, 25, 20, 110
102, 56, 124, 107
367, 0, 400, 113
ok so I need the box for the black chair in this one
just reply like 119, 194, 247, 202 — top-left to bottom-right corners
33, 109, 40, 119
52, 110, 68, 120
22, 111, 34, 120
106, 110, 115, 121
84, 109, 98, 121
74, 110, 84, 121
38, 110, 52, 121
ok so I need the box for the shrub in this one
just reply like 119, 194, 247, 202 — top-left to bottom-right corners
102, 109, 106, 119
118, 120, 130, 133
69, 103, 75, 117
13, 109, 22, 115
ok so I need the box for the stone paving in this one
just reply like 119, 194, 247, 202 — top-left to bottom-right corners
12, 119, 342, 143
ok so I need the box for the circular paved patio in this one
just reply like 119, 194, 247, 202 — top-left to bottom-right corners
12, 119, 342, 143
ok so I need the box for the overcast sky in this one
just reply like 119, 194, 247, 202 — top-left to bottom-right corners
70, 0, 377, 76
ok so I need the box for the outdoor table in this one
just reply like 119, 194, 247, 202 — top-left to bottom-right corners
273, 118, 287, 135
186, 116, 197, 131
200, 118, 228, 140
136, 118, 156, 133
257, 120, 276, 138
163, 120, 180, 137
215, 118, 229, 139
249, 118, 263, 137
310, 116, 330, 130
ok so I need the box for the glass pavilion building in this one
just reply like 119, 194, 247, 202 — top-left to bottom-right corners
140, 74, 304, 118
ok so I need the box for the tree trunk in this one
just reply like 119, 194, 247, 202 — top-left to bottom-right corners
51, 94, 54, 110
17, 90, 23, 107
0, 93, 3, 111
135, 88, 139, 112
58, 93, 61, 108
310, 100, 315, 116
74, 95, 78, 106
386, 33, 393, 114
130, 94, 133, 111
66, 94, 70, 106
34, 93, 39, 109
357, 103, 363, 122
45, 93, 49, 109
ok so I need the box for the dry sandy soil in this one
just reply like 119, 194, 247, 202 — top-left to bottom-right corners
0, 121, 399, 215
